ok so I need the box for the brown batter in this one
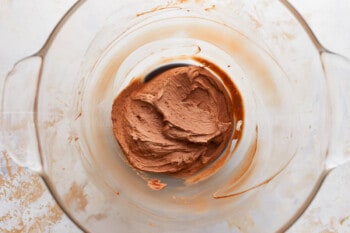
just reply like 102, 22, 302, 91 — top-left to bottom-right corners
111, 65, 233, 176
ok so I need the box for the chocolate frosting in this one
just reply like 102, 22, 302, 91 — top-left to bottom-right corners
111, 65, 233, 176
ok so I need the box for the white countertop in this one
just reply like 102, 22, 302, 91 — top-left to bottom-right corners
1, 1, 350, 232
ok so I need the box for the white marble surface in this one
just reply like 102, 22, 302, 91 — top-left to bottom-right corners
0, 0, 349, 232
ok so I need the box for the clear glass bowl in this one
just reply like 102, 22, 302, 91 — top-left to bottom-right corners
1, 0, 350, 232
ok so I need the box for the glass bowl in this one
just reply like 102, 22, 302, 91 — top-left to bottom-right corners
1, 0, 350, 232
